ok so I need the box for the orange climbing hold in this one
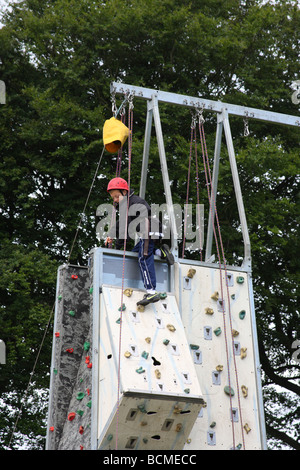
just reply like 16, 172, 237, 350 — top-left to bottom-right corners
68, 412, 76, 421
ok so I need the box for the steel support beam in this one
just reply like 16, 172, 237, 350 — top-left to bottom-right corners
111, 82, 300, 128
205, 112, 223, 262
222, 108, 251, 269
151, 95, 179, 255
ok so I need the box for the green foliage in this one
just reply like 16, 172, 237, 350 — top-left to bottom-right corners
0, 0, 299, 449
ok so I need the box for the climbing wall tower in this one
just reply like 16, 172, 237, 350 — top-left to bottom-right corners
46, 247, 265, 450
44, 82, 300, 450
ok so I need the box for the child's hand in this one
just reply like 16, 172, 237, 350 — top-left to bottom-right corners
105, 237, 113, 246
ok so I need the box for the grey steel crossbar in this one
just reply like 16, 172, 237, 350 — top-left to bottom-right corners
111, 82, 300, 127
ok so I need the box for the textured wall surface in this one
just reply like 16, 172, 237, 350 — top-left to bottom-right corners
47, 264, 92, 450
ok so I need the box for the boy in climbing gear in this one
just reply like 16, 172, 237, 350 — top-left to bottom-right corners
105, 177, 174, 306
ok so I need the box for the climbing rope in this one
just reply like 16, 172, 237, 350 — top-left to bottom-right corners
198, 118, 246, 450
181, 112, 203, 261
115, 93, 134, 450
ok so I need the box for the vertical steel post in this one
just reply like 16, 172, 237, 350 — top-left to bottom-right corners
205, 112, 223, 262
222, 108, 251, 270
139, 100, 153, 199
151, 95, 179, 257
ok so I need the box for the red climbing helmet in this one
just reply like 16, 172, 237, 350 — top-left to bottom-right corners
107, 177, 129, 192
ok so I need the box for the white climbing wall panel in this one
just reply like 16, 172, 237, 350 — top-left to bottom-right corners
96, 285, 204, 450
174, 262, 264, 450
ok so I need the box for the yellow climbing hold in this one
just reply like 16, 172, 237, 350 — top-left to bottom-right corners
205, 307, 214, 315
124, 288, 133, 297
167, 324, 176, 332
241, 385, 248, 398
241, 347, 247, 359
232, 329, 239, 337
187, 268, 196, 278
124, 351, 131, 358
155, 369, 161, 379
244, 423, 251, 434
211, 291, 219, 301
145, 337, 151, 344
216, 364, 223, 372
173, 405, 182, 414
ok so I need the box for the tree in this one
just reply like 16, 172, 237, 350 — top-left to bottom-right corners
0, 0, 299, 449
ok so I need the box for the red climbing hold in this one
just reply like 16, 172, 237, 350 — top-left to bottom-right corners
49, 426, 54, 432
79, 425, 84, 435
85, 356, 90, 364
68, 412, 76, 421
66, 348, 74, 354
55, 332, 60, 338
87, 362, 92, 369
71, 274, 78, 279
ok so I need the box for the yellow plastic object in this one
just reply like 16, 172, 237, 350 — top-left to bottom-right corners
103, 117, 129, 153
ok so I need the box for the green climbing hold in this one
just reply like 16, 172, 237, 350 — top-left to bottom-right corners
116, 317, 121, 324
163, 339, 170, 345
68, 310, 75, 317
138, 404, 147, 413
214, 327, 222, 336
136, 367, 145, 374
236, 276, 244, 284
53, 368, 58, 375
239, 310, 246, 320
224, 385, 235, 397
58, 295, 62, 301
86, 400, 92, 408
160, 292, 167, 299
184, 388, 190, 394
118, 303, 126, 311
77, 410, 84, 417
84, 341, 90, 352
190, 344, 199, 350
76, 392, 85, 401
107, 434, 113, 441
141, 351, 149, 359
89, 287, 93, 294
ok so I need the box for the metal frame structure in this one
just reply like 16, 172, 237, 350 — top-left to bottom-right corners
111, 82, 299, 271
108, 83, 299, 451
46, 83, 298, 451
